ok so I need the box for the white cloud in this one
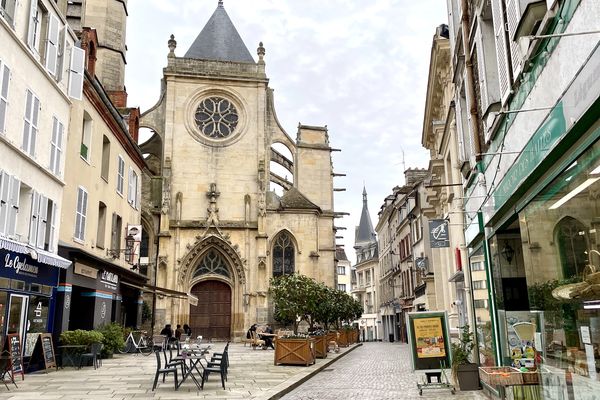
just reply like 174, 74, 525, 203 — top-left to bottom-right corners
126, 0, 448, 265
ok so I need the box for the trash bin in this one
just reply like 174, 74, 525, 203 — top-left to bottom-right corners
389, 334, 394, 343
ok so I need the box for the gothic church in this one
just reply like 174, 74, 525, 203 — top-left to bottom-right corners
140, 2, 339, 340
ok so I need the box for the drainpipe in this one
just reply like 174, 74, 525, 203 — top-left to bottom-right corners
151, 213, 160, 335
460, 0, 482, 161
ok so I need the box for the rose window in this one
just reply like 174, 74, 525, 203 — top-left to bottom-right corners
194, 97, 239, 139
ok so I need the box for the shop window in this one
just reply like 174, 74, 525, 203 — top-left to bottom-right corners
27, 296, 49, 333
41, 286, 52, 296
470, 246, 496, 367
0, 278, 8, 288
555, 217, 588, 278
10, 280, 24, 290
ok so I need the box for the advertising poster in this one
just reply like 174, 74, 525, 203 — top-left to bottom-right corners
414, 317, 446, 358
407, 311, 451, 371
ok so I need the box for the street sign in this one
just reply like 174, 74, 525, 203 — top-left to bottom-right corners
428, 219, 449, 248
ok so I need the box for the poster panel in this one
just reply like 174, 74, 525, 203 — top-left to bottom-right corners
407, 311, 451, 371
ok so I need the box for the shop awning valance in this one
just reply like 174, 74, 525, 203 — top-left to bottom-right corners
0, 236, 71, 269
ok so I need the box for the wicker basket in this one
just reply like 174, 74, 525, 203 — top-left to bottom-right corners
479, 366, 523, 386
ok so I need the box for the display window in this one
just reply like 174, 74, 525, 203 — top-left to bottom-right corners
470, 246, 496, 367
491, 138, 600, 398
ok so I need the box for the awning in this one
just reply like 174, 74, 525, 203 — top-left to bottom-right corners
0, 236, 71, 269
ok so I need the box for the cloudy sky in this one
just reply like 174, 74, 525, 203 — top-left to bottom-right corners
125, 0, 448, 264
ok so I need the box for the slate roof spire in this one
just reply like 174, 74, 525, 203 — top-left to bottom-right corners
184, 1, 255, 63
355, 186, 376, 245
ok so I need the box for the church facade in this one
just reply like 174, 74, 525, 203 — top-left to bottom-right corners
140, 2, 339, 340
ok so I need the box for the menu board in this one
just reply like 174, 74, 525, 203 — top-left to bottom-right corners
5, 334, 24, 379
24, 333, 41, 357
40, 334, 56, 370
407, 311, 451, 371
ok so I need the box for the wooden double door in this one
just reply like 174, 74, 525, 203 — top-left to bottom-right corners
189, 280, 231, 340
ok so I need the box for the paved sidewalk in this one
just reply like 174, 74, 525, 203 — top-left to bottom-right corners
0, 342, 359, 400
281, 342, 489, 400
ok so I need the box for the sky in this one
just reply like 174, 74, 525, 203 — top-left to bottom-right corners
125, 0, 449, 265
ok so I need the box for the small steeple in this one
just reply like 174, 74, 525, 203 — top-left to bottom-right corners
355, 186, 376, 246
218, 0, 223, 7
362, 186, 367, 203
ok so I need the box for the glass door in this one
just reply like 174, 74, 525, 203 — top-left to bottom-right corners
7, 294, 28, 342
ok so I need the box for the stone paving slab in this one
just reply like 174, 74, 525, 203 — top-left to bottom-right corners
0, 342, 359, 400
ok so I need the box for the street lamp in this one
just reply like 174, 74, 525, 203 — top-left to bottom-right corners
500, 242, 515, 265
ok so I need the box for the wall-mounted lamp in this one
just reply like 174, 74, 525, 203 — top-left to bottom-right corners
501, 243, 515, 265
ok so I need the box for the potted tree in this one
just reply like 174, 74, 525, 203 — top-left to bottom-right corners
451, 325, 480, 391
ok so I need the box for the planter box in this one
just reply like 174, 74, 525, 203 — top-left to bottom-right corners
274, 338, 315, 366
310, 335, 327, 359
337, 331, 349, 347
479, 366, 523, 386
456, 363, 481, 391
326, 332, 338, 345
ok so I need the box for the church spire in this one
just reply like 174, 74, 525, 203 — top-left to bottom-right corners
184, 1, 255, 63
355, 186, 376, 246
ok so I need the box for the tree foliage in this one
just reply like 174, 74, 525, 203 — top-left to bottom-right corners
269, 273, 363, 333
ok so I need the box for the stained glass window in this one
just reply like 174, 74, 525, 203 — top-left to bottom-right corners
194, 97, 239, 139
194, 249, 230, 278
273, 232, 294, 277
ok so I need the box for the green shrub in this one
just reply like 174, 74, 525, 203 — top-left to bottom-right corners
98, 323, 125, 358
59, 329, 104, 347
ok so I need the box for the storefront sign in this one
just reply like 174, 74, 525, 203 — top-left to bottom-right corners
74, 262, 98, 279
428, 220, 449, 248
413, 317, 446, 358
4, 253, 39, 277
0, 249, 59, 287
100, 270, 118, 291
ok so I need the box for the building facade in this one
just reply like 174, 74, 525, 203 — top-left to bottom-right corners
140, 3, 338, 340
0, 0, 78, 353
55, 0, 148, 334
336, 246, 352, 294
352, 188, 379, 341
448, 0, 600, 397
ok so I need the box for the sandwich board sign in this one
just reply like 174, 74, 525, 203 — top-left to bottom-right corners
406, 311, 452, 371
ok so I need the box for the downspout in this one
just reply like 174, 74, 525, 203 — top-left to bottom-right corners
151, 213, 160, 335
460, 0, 482, 161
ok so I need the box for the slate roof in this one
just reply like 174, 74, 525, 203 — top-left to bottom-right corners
184, 2, 255, 63
280, 188, 320, 210
355, 187, 376, 245
336, 247, 348, 261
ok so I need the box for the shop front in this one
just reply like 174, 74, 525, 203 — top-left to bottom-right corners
55, 246, 146, 335
0, 238, 71, 356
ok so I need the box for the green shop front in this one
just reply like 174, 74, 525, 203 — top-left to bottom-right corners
470, 40, 600, 399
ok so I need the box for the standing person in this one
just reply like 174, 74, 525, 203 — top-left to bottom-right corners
183, 324, 192, 336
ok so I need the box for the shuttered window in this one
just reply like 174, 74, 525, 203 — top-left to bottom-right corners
45, 13, 60, 76
49, 116, 63, 176
117, 156, 125, 194
492, 0, 512, 104
22, 90, 40, 157
68, 47, 85, 100
75, 186, 87, 241
0, 172, 20, 237
0, 61, 9, 134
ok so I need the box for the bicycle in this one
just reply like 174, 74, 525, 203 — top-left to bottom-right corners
118, 330, 154, 355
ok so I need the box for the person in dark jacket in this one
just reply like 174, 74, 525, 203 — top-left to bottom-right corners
183, 324, 192, 336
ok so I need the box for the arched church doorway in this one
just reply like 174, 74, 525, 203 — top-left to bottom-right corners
190, 280, 231, 340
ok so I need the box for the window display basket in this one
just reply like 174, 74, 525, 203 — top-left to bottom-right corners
479, 366, 523, 386
521, 368, 539, 385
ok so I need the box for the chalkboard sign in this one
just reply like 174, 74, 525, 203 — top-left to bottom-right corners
24, 333, 40, 357
5, 334, 24, 380
40, 334, 56, 370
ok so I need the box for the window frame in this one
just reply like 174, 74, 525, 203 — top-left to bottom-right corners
74, 186, 87, 241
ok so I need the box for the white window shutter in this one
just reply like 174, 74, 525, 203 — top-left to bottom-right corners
0, 171, 8, 233
48, 201, 56, 251
36, 195, 47, 248
492, 0, 512, 104
45, 14, 60, 76
30, 96, 39, 156
475, 31, 490, 115
29, 191, 39, 245
50, 117, 58, 172
505, 0, 522, 78
75, 187, 83, 239
128, 168, 134, 204
57, 120, 64, 175
7, 176, 19, 237
0, 63, 9, 134
22, 90, 32, 151
55, 27, 67, 82
27, 0, 38, 50
68, 47, 85, 100
81, 190, 87, 238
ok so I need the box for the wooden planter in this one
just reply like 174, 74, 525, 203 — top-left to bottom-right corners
326, 332, 338, 345
349, 330, 357, 343
274, 338, 316, 366
310, 335, 327, 359
337, 330, 349, 347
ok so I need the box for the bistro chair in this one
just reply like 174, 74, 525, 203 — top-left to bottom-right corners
210, 342, 229, 374
79, 342, 103, 369
201, 352, 227, 390
152, 350, 178, 391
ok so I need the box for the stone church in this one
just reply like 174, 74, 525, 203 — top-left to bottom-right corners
139, 1, 339, 340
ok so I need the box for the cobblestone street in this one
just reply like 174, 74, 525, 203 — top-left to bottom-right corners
281, 342, 488, 400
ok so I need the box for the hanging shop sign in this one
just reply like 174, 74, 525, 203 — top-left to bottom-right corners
407, 311, 451, 371
428, 220, 449, 248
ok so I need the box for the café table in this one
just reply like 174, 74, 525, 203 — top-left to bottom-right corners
176, 351, 206, 390
57, 345, 87, 368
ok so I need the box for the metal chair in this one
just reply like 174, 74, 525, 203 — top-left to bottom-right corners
79, 342, 103, 369
152, 350, 178, 391
201, 351, 227, 390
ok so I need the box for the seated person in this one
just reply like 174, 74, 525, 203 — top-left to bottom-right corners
260, 324, 275, 350
246, 323, 258, 339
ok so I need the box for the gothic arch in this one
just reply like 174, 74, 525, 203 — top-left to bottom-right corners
178, 234, 246, 287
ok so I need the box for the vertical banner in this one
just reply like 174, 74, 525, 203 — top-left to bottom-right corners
428, 219, 450, 248
407, 311, 451, 371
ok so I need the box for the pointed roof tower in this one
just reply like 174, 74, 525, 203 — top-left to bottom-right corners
185, 1, 255, 63
355, 187, 376, 246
